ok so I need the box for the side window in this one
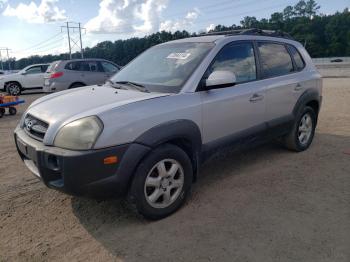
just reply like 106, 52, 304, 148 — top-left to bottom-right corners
258, 42, 294, 78
289, 45, 305, 71
208, 42, 256, 84
65, 62, 81, 71
41, 65, 49, 72
80, 61, 100, 72
26, 66, 42, 74
101, 62, 119, 73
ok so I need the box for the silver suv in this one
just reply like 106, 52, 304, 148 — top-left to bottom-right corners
43, 59, 120, 92
14, 30, 322, 219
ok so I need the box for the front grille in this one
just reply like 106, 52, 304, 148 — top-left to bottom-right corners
23, 114, 49, 141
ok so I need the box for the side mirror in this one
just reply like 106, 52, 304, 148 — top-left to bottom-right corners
204, 70, 236, 90
21, 72, 27, 75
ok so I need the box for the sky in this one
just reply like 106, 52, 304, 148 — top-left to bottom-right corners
0, 0, 349, 59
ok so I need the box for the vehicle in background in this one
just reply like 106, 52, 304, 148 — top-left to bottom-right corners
43, 59, 120, 93
0, 71, 4, 75
330, 58, 343, 63
0, 64, 49, 95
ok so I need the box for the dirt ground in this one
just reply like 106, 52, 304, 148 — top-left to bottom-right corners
0, 78, 349, 262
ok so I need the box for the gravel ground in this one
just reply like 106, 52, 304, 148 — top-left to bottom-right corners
0, 78, 349, 262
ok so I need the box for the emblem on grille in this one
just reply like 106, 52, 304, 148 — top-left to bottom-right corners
25, 119, 36, 131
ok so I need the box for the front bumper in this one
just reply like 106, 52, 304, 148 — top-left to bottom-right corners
14, 127, 151, 198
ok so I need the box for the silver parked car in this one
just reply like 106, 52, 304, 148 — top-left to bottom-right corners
15, 29, 322, 219
43, 59, 120, 92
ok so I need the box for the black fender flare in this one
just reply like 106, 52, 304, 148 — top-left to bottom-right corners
135, 119, 202, 179
293, 89, 321, 117
135, 119, 202, 150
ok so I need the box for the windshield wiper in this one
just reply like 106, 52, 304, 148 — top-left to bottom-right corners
115, 81, 150, 93
106, 79, 128, 90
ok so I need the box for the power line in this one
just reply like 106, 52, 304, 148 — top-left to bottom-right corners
98, 0, 294, 32
193, 1, 296, 26
15, 37, 65, 54
14, 32, 62, 53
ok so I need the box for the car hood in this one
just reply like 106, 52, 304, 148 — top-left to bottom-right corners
25, 85, 170, 138
0, 72, 20, 80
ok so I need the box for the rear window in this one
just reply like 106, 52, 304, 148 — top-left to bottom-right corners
289, 45, 305, 71
258, 42, 294, 78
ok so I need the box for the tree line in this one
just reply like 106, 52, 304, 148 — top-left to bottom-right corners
3, 0, 350, 70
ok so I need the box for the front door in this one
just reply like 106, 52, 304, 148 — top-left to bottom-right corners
79, 61, 106, 85
23, 65, 45, 88
100, 61, 120, 82
200, 41, 266, 146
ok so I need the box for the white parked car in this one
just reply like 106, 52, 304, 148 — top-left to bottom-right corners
0, 64, 49, 95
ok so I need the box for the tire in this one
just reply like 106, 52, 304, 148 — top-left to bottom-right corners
9, 107, 17, 115
129, 144, 193, 220
6, 82, 22, 96
0, 108, 4, 118
284, 106, 317, 152
69, 83, 85, 89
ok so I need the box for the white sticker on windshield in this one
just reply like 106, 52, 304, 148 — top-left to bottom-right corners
167, 52, 191, 60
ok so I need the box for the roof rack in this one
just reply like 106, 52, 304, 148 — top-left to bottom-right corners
201, 28, 294, 40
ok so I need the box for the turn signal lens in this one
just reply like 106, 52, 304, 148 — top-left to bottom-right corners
103, 156, 118, 165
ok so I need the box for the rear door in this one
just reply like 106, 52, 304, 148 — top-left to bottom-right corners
257, 41, 305, 125
200, 41, 266, 146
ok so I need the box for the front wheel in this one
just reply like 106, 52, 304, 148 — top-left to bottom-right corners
129, 144, 193, 220
7, 82, 22, 96
284, 106, 317, 152
9, 107, 17, 115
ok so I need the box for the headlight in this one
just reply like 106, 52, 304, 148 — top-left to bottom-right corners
54, 116, 103, 150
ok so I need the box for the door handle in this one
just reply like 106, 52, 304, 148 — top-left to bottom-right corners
294, 83, 303, 91
249, 93, 264, 102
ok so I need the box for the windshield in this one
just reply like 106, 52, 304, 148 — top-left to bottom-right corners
110, 42, 214, 93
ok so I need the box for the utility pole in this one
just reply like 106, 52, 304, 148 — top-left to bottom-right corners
79, 23, 84, 59
61, 22, 85, 59
0, 51, 3, 71
0, 48, 11, 70
66, 22, 72, 59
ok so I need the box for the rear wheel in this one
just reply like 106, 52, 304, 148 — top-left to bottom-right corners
9, 107, 17, 115
6, 82, 22, 96
284, 106, 316, 152
129, 144, 193, 220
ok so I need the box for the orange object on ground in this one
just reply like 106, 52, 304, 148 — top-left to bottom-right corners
0, 94, 18, 104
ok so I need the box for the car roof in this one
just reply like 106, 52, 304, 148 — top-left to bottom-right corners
162, 32, 301, 47
62, 58, 113, 63
22, 64, 49, 70
168, 35, 226, 44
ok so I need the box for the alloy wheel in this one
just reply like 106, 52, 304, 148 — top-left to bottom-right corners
144, 159, 184, 209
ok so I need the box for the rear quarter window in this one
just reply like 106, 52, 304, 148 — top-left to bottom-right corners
288, 45, 306, 71
258, 42, 294, 78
